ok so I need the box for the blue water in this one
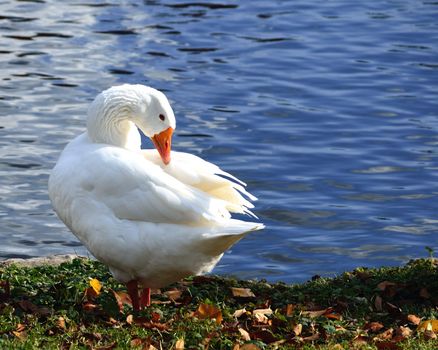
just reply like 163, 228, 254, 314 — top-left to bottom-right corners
0, 0, 437, 283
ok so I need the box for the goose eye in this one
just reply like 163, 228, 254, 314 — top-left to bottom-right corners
159, 114, 165, 121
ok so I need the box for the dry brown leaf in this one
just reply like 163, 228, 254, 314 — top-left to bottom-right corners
324, 311, 342, 320
18, 300, 51, 316
365, 321, 384, 333
253, 308, 273, 323
94, 341, 117, 350
232, 344, 240, 350
233, 308, 247, 318
126, 314, 134, 325
376, 281, 397, 291
111, 289, 132, 313
230, 287, 255, 298
195, 303, 222, 324
353, 335, 369, 345
164, 289, 182, 301
293, 323, 302, 336
374, 328, 393, 341
396, 325, 412, 339
301, 309, 327, 318
407, 314, 421, 325
145, 345, 158, 350
374, 295, 383, 312
57, 316, 66, 330
175, 338, 184, 350
82, 302, 97, 311
423, 330, 437, 340
238, 327, 251, 341
16, 323, 26, 332
303, 333, 320, 342
239, 344, 261, 350
130, 338, 143, 347
285, 304, 295, 316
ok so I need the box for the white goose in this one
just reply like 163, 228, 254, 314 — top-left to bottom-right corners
48, 84, 264, 311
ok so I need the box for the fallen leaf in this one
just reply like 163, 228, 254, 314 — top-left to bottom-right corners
111, 289, 132, 313
423, 330, 437, 340
12, 330, 27, 340
365, 321, 384, 333
418, 319, 438, 332
292, 323, 302, 336
175, 338, 184, 350
407, 314, 421, 325
285, 304, 295, 316
151, 312, 161, 322
164, 289, 182, 301
195, 303, 223, 324
324, 310, 342, 320
82, 302, 97, 311
18, 300, 51, 316
395, 325, 412, 339
253, 308, 273, 323
90, 278, 102, 295
16, 323, 26, 332
239, 344, 261, 350
353, 335, 369, 345
374, 328, 393, 341
12, 323, 27, 340
301, 309, 327, 318
376, 281, 397, 292
374, 295, 383, 312
126, 314, 134, 325
238, 327, 251, 341
230, 287, 255, 298
130, 338, 143, 347
303, 333, 320, 342
57, 316, 66, 330
233, 308, 247, 318
94, 341, 117, 350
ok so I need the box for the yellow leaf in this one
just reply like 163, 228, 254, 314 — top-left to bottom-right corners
195, 303, 223, 324
57, 316, 66, 330
418, 319, 438, 332
90, 278, 102, 295
292, 323, 302, 336
175, 338, 184, 349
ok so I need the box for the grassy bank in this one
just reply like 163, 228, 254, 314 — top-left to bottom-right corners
0, 257, 437, 349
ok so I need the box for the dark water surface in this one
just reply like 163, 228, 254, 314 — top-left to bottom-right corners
1, 0, 437, 283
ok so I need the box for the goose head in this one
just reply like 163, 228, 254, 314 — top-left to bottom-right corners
87, 84, 176, 164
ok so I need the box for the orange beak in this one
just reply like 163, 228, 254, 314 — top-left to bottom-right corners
151, 127, 173, 165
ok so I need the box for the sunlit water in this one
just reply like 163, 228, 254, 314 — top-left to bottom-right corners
0, 0, 437, 283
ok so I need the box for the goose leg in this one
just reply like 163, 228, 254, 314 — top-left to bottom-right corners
126, 279, 140, 313
140, 287, 151, 309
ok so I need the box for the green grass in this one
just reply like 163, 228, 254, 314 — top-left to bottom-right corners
0, 258, 437, 349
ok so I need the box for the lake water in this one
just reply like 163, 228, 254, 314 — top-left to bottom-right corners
0, 0, 437, 283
